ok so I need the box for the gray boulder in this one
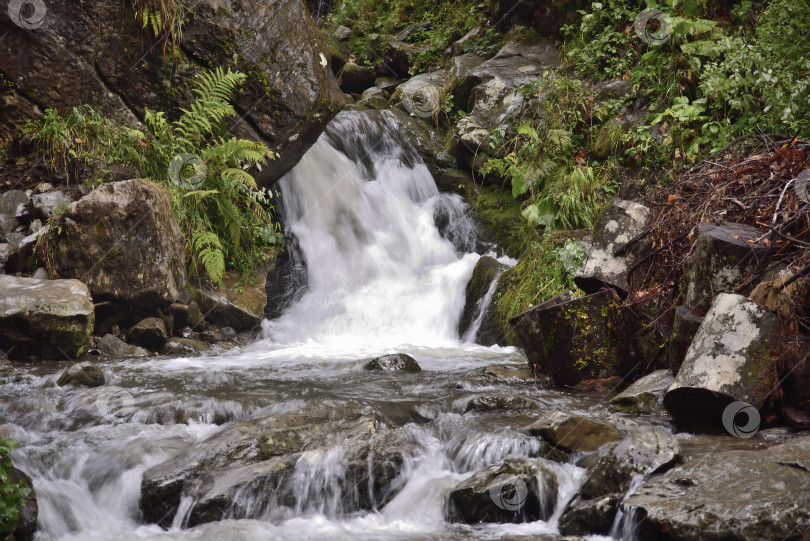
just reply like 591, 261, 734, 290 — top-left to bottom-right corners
364, 353, 422, 373
664, 293, 780, 423
0, 190, 28, 238
97, 334, 150, 358
52, 180, 186, 308
623, 436, 810, 541
610, 370, 674, 415
30, 191, 70, 219
127, 317, 168, 351
447, 456, 558, 524
57, 362, 105, 387
0, 275, 94, 361
357, 87, 389, 110
447, 53, 484, 80
575, 199, 651, 294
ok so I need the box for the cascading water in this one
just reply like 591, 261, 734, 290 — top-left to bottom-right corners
0, 109, 655, 541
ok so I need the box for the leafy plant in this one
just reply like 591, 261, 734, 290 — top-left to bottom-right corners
131, 0, 186, 57
0, 437, 30, 538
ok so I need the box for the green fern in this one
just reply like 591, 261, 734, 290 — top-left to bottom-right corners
191, 230, 225, 284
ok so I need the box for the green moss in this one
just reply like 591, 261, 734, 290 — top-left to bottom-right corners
465, 182, 535, 259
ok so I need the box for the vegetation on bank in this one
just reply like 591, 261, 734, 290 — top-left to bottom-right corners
0, 437, 29, 537
23, 68, 282, 286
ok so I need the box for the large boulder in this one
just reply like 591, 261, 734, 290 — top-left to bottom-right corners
0, 0, 344, 185
446, 456, 558, 524
664, 293, 780, 423
0, 275, 94, 361
623, 436, 810, 541
338, 62, 376, 93
57, 362, 105, 387
51, 180, 186, 309
193, 268, 268, 332
459, 255, 508, 344
364, 353, 422, 373
685, 223, 771, 315
97, 334, 150, 358
575, 199, 651, 295
127, 317, 169, 351
510, 289, 636, 386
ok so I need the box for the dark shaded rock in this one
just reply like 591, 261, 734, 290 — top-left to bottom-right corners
490, 0, 585, 36
624, 436, 810, 541
358, 87, 389, 110
387, 108, 455, 179
447, 53, 484, 80
374, 77, 401, 95
610, 370, 674, 415
459, 256, 508, 344
364, 354, 422, 373
0, 275, 94, 361
57, 362, 104, 387
685, 223, 771, 315
445, 26, 483, 57
383, 41, 426, 76
470, 364, 536, 383
97, 334, 150, 358
447, 456, 557, 524
127, 317, 168, 351
511, 289, 635, 387
664, 293, 780, 423
436, 169, 474, 196
161, 338, 211, 356
665, 305, 704, 372
528, 411, 621, 453
493, 36, 561, 65
465, 395, 540, 413
52, 180, 186, 308
193, 269, 268, 332
9, 465, 37, 540
0, 190, 29, 239
198, 325, 238, 344
338, 62, 376, 93
0, 88, 38, 149
579, 426, 680, 501
169, 301, 208, 332
559, 493, 622, 536
575, 199, 651, 295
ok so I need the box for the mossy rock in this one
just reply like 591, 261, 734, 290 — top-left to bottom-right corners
364, 353, 422, 372
57, 362, 105, 387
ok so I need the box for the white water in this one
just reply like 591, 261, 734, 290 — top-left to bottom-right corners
0, 109, 653, 541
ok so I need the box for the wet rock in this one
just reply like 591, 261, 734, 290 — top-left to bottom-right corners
397, 71, 448, 118
97, 334, 150, 358
452, 55, 549, 114
169, 301, 208, 332
141, 408, 419, 527
511, 289, 635, 387
575, 199, 651, 295
623, 436, 810, 541
436, 169, 474, 196
665, 305, 704, 372
0, 243, 12, 272
52, 180, 186, 308
387, 108, 456, 179
685, 223, 770, 315
338, 62, 376, 93
358, 87, 389, 110
374, 77, 401, 95
364, 354, 422, 373
127, 317, 168, 351
528, 411, 621, 453
558, 494, 622, 536
664, 293, 780, 423
610, 370, 674, 415
0, 87, 38, 149
447, 53, 484, 80
447, 456, 558, 524
474, 364, 535, 383
9, 465, 37, 540
0, 190, 28, 239
0, 275, 94, 361
493, 36, 560, 65
161, 338, 211, 356
199, 325, 238, 344
459, 256, 508, 344
465, 395, 540, 413
193, 269, 268, 332
30, 191, 70, 219
1, 225, 50, 274
578, 426, 680, 501
57, 362, 105, 387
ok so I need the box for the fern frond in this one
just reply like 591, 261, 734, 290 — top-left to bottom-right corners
191, 229, 225, 284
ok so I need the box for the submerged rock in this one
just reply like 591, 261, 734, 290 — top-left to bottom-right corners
57, 362, 105, 388
464, 395, 540, 413
52, 180, 186, 309
0, 275, 94, 361
97, 334, 150, 358
528, 411, 621, 453
558, 494, 622, 536
364, 354, 422, 373
623, 435, 810, 541
664, 293, 780, 423
447, 456, 558, 524
609, 370, 674, 415
161, 338, 212, 357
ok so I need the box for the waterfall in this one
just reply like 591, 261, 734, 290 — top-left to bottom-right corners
263, 110, 489, 351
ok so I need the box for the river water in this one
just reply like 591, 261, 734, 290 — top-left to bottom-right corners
1, 111, 631, 540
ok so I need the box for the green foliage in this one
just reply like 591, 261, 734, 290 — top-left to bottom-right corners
493, 233, 586, 343
0, 437, 29, 537
328, 0, 502, 73
131, 0, 186, 57
24, 68, 282, 285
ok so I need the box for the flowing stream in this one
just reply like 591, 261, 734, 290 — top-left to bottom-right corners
2, 110, 633, 540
